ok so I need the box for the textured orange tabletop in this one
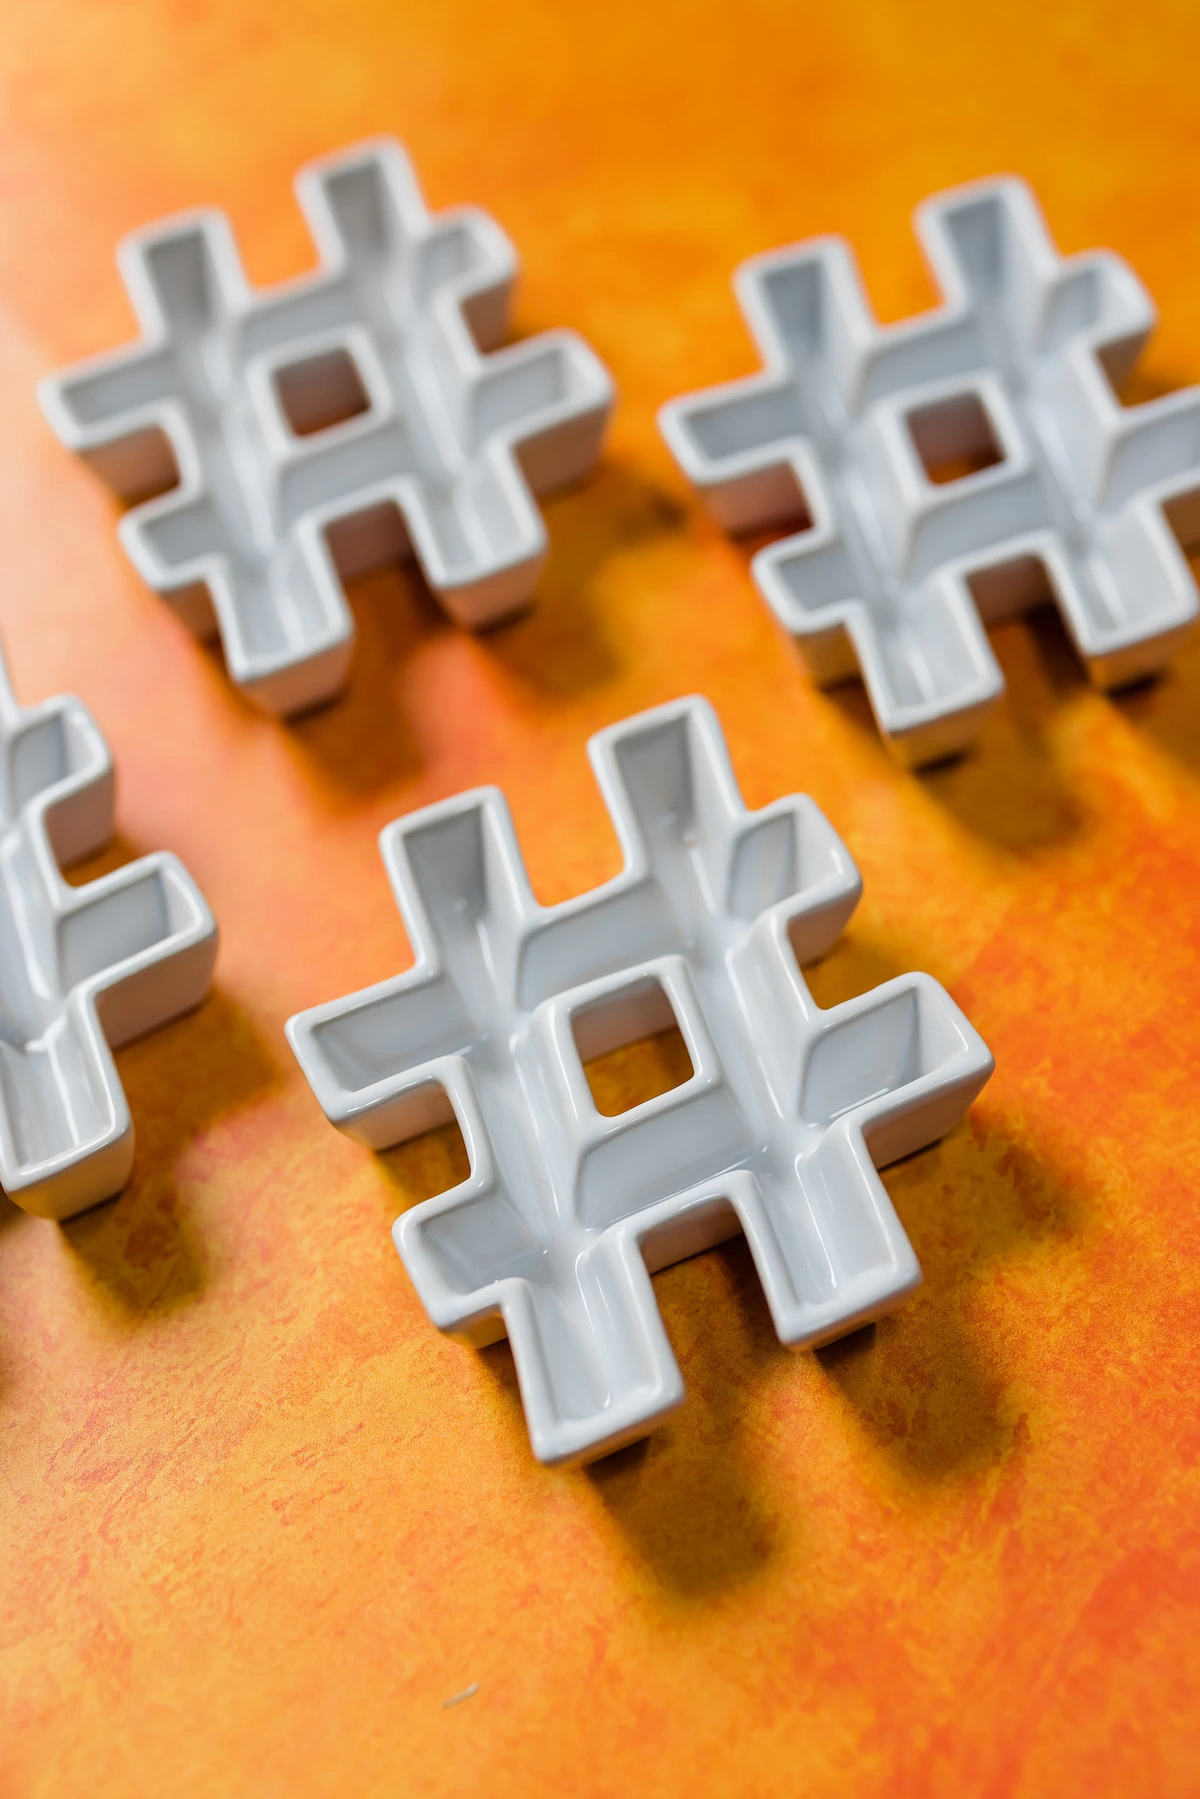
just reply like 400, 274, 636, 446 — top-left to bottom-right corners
3, 2, 1200, 1793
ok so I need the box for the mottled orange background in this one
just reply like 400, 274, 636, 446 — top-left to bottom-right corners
2, 2, 1200, 1793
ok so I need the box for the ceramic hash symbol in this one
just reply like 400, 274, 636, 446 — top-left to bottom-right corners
287, 698, 993, 1465
39, 139, 614, 717
0, 648, 216, 1220
660, 177, 1200, 766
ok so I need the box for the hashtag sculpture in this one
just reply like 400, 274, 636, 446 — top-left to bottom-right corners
660, 178, 1200, 766
0, 648, 217, 1220
287, 698, 993, 1465
39, 139, 614, 717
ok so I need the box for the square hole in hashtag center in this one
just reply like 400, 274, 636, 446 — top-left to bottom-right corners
572, 976, 695, 1117
274, 344, 372, 437
907, 390, 1004, 486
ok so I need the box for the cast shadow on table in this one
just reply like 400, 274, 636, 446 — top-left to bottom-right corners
731, 514, 1200, 851
377, 938, 1078, 1600
376, 1061, 787, 1600
287, 461, 685, 798
282, 560, 428, 796
810, 938, 1078, 1485
816, 1117, 1075, 1485
1110, 607, 1200, 776
59, 985, 281, 1322
815, 605, 1090, 855
586, 1095, 1080, 1595
582, 1239, 791, 1600
919, 608, 1098, 850
485, 462, 685, 697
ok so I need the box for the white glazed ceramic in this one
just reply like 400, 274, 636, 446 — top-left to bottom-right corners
660, 177, 1200, 766
0, 647, 217, 1220
39, 139, 615, 717
286, 697, 993, 1465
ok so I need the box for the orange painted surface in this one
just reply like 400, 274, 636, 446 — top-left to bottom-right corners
2, 2, 1200, 1792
